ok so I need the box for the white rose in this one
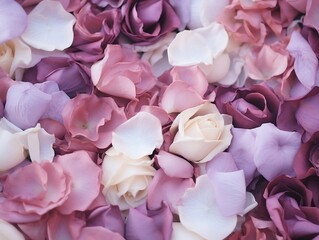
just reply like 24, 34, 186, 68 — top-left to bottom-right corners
169, 102, 232, 163
101, 147, 156, 210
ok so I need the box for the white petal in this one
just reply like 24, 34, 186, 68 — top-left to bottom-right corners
21, 0, 76, 51
0, 129, 25, 171
16, 124, 55, 163
168, 22, 228, 67
9, 38, 32, 77
178, 175, 237, 240
112, 112, 163, 159
0, 219, 25, 240
171, 223, 205, 240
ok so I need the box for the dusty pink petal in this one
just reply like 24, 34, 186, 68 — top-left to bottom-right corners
147, 169, 194, 213
161, 81, 205, 113
112, 112, 163, 159
47, 212, 84, 240
0, 0, 27, 44
245, 45, 288, 80
18, 216, 49, 240
156, 150, 193, 178
80, 227, 125, 240
304, 0, 319, 32
286, 0, 307, 12
287, 31, 318, 89
3, 163, 47, 202
55, 151, 101, 214
140, 106, 170, 126
254, 123, 301, 180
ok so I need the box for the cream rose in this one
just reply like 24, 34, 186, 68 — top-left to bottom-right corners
169, 102, 232, 163
101, 147, 156, 210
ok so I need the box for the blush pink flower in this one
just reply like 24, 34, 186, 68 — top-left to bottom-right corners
91, 44, 156, 100
62, 94, 126, 149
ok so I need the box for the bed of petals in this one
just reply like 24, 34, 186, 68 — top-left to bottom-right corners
0, 0, 319, 239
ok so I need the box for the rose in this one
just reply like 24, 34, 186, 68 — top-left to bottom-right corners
101, 147, 155, 210
169, 101, 233, 163
62, 94, 126, 149
263, 173, 319, 239
121, 0, 181, 45
0, 162, 72, 223
214, 83, 280, 129
68, 3, 122, 63
91, 44, 156, 100
23, 57, 93, 98
91, 0, 126, 8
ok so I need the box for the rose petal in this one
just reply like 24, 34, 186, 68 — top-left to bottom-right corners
171, 222, 205, 240
21, 0, 76, 51
55, 151, 101, 214
0, 219, 25, 240
178, 175, 237, 239
112, 112, 163, 159
0, 0, 27, 44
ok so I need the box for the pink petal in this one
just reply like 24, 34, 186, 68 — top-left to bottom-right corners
156, 151, 193, 178
56, 151, 101, 214
79, 227, 125, 240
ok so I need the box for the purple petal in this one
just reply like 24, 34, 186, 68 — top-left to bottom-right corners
4, 82, 51, 129
0, 0, 27, 43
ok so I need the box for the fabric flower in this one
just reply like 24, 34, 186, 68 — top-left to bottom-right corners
121, 0, 180, 45
23, 57, 93, 98
101, 147, 156, 210
91, 44, 156, 100
62, 94, 126, 149
263, 173, 319, 239
169, 102, 233, 163
214, 83, 280, 129
21, 0, 76, 51
112, 111, 163, 159
69, 3, 122, 63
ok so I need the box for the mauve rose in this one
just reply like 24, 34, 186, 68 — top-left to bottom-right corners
91, 44, 156, 100
23, 57, 92, 98
263, 173, 319, 239
121, 0, 181, 45
62, 94, 126, 149
68, 3, 122, 63
214, 83, 280, 129
17, 0, 86, 12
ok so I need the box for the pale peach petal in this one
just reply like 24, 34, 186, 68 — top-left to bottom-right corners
171, 223, 205, 240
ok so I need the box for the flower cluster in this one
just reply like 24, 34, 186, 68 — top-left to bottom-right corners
0, 0, 319, 239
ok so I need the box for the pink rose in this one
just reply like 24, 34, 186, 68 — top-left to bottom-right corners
91, 44, 156, 100
62, 94, 126, 149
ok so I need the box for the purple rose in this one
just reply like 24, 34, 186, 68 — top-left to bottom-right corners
214, 83, 280, 128
23, 57, 93, 98
121, 0, 181, 45
68, 3, 122, 63
263, 173, 319, 239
